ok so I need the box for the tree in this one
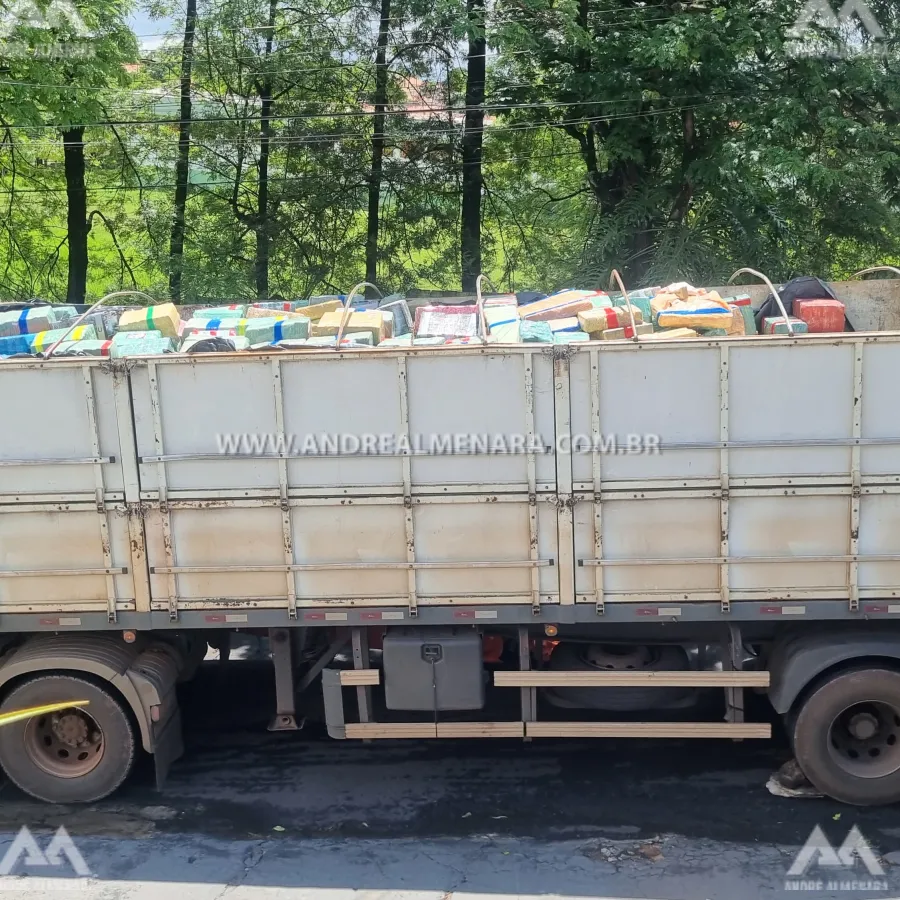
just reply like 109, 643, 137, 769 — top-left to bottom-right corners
0, 0, 137, 302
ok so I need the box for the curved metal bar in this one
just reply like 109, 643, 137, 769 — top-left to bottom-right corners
728, 268, 792, 336
853, 266, 900, 280
336, 282, 382, 349
608, 270, 639, 341
475, 274, 498, 341
43, 290, 158, 359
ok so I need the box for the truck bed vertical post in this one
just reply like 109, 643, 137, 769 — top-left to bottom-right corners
81, 365, 118, 623
850, 344, 863, 613
719, 344, 730, 614
396, 356, 417, 617
523, 354, 541, 613
554, 348, 575, 606
147, 362, 179, 621
112, 362, 151, 614
589, 348, 603, 615
271, 359, 297, 620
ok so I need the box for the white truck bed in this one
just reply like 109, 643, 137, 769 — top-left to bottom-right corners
2, 279, 900, 629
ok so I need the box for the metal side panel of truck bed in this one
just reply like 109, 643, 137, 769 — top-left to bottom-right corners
4, 327, 900, 629
0, 359, 146, 621
126, 348, 564, 620
568, 333, 900, 618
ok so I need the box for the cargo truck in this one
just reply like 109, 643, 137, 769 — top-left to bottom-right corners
3, 276, 900, 807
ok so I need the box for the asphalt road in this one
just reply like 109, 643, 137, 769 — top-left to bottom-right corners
0, 659, 898, 899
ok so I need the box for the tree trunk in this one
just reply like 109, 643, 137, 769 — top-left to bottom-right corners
364, 0, 391, 295
62, 127, 89, 305
169, 0, 198, 303
255, 0, 277, 302
460, 0, 485, 293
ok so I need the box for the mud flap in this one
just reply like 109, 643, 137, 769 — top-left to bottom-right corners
153, 706, 184, 789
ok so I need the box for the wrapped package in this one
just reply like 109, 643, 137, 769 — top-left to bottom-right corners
794, 298, 845, 333
300, 298, 343, 321
48, 305, 80, 327
245, 305, 310, 320
723, 293, 752, 307
520, 320, 553, 343
763, 316, 809, 335
253, 300, 305, 312
735, 305, 758, 335
0, 307, 54, 337
655, 292, 732, 330
413, 336, 448, 346
0, 334, 33, 355
273, 339, 308, 350
483, 293, 518, 308
589, 294, 614, 309
380, 310, 394, 339
111, 330, 167, 352
411, 306, 468, 338
180, 335, 250, 353
602, 323, 654, 340
379, 298, 412, 336
183, 318, 247, 337
413, 305, 478, 339
313, 310, 386, 344
548, 317, 581, 334
48, 339, 114, 357
28, 324, 98, 353
244, 316, 310, 345
194, 305, 246, 319
485, 305, 520, 343
380, 335, 413, 347
118, 302, 181, 338
726, 306, 746, 336
578, 306, 643, 336
306, 333, 374, 347
519, 290, 597, 322
638, 328, 699, 342
554, 331, 589, 344
110, 334, 174, 357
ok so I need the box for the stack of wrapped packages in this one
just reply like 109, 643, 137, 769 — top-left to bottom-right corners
0, 280, 848, 361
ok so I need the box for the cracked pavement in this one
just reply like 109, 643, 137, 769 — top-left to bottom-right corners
0, 659, 898, 899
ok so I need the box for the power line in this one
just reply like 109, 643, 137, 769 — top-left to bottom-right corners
0, 91, 753, 131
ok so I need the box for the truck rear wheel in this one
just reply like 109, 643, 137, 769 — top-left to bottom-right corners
0, 674, 137, 803
792, 666, 900, 806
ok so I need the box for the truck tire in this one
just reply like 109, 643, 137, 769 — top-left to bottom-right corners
0, 674, 137, 804
791, 666, 900, 806
543, 642, 693, 711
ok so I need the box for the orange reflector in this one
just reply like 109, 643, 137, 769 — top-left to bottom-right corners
123, 630, 137, 644
544, 624, 559, 637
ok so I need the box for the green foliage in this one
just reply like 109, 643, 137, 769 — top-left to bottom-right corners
1, 0, 900, 300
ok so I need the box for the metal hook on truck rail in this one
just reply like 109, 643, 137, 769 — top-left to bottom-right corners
335, 282, 383, 349
728, 268, 793, 335
475, 274, 498, 342
42, 290, 158, 360
853, 266, 900, 280
608, 269, 640, 342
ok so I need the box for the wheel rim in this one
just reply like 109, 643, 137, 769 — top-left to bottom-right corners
827, 701, 900, 779
23, 708, 105, 779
